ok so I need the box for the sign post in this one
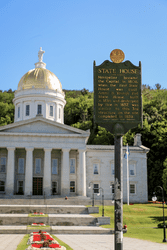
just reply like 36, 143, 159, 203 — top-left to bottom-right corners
94, 49, 142, 250
114, 135, 123, 250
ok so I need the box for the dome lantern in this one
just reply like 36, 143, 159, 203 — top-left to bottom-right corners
17, 48, 62, 92
13, 48, 66, 124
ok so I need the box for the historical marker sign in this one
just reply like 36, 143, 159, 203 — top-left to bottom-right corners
94, 51, 142, 135
94, 50, 142, 250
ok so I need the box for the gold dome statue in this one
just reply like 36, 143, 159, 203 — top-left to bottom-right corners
17, 47, 62, 92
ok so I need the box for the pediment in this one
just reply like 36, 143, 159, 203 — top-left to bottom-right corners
0, 117, 88, 135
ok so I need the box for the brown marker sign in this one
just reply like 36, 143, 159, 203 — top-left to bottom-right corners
94, 51, 142, 135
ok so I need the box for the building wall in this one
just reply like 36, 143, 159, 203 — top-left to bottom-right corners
0, 148, 7, 193
51, 149, 62, 195
86, 145, 148, 203
15, 148, 26, 194
0, 142, 148, 203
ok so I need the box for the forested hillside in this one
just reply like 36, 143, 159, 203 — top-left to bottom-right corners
0, 86, 167, 198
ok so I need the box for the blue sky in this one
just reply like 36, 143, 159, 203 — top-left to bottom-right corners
0, 0, 167, 92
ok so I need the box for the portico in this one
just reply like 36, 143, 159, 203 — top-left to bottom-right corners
0, 116, 89, 197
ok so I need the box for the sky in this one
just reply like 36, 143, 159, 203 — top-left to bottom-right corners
0, 0, 167, 92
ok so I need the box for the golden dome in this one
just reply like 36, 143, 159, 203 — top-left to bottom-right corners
17, 68, 62, 91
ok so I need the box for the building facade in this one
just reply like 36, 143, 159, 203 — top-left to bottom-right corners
0, 48, 149, 203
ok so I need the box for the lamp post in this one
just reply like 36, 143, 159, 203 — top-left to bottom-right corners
97, 187, 104, 217
88, 182, 95, 207
152, 186, 167, 243
110, 184, 115, 203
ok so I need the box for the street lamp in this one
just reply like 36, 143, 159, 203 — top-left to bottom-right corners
97, 187, 104, 217
152, 186, 167, 243
110, 184, 115, 203
152, 192, 157, 202
88, 182, 95, 207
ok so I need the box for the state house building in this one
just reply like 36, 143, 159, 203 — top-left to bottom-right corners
0, 48, 149, 203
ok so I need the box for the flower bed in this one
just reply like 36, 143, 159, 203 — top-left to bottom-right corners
33, 234, 53, 242
31, 223, 46, 226
33, 212, 45, 215
26, 231, 66, 250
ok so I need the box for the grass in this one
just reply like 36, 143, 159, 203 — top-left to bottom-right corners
16, 234, 30, 250
28, 213, 48, 217
16, 234, 73, 250
51, 235, 73, 250
90, 203, 167, 243
27, 225, 50, 230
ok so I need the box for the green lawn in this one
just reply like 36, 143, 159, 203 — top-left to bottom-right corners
90, 203, 167, 243
27, 225, 50, 230
16, 234, 30, 250
28, 213, 48, 217
16, 234, 73, 250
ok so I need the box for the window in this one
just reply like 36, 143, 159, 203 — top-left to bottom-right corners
110, 183, 114, 194
50, 106, 53, 116
70, 181, 75, 192
70, 159, 75, 174
52, 159, 58, 174
52, 182, 58, 194
17, 181, 24, 194
130, 184, 136, 194
93, 164, 99, 174
129, 164, 135, 176
111, 164, 115, 175
93, 184, 99, 193
0, 157, 6, 173
35, 158, 41, 174
18, 158, 24, 174
18, 106, 20, 118
37, 104, 42, 115
26, 105, 30, 116
0, 181, 5, 192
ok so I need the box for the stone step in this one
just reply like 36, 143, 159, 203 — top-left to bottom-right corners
51, 226, 113, 234
48, 214, 97, 226
0, 214, 97, 226
0, 225, 113, 234
0, 197, 92, 205
0, 205, 91, 214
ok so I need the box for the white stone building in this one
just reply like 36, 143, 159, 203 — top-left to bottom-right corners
0, 48, 149, 203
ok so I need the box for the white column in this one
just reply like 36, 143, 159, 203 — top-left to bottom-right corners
6, 147, 15, 196
62, 107, 64, 124
55, 103, 58, 122
21, 101, 24, 120
32, 100, 35, 118
61, 105, 63, 123
14, 105, 17, 122
61, 148, 70, 196
78, 149, 86, 196
25, 147, 34, 196
43, 148, 52, 196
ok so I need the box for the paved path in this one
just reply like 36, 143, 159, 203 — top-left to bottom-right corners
0, 234, 24, 250
57, 234, 167, 250
0, 234, 167, 250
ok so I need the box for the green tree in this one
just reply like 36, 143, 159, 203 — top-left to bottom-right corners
162, 158, 167, 193
64, 92, 93, 125
0, 91, 15, 126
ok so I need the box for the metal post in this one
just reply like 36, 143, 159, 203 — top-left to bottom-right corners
102, 189, 104, 217
162, 190, 167, 242
114, 136, 123, 250
155, 186, 167, 243
88, 182, 94, 207
93, 191, 95, 207
127, 144, 129, 205
159, 187, 167, 242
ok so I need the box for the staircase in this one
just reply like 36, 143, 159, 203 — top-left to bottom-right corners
0, 198, 113, 234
